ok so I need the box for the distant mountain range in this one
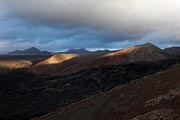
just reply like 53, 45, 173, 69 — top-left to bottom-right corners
8, 47, 51, 56
8, 47, 110, 56
8, 45, 180, 57
65, 48, 90, 54
60, 48, 110, 54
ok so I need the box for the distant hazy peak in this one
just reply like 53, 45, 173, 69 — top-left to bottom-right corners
136, 43, 158, 48
8, 47, 51, 55
24, 47, 41, 51
66, 48, 90, 54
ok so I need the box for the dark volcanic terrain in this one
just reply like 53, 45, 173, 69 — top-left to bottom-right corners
0, 43, 179, 120
0, 59, 180, 120
33, 64, 180, 120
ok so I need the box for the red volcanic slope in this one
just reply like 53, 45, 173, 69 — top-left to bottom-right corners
30, 51, 109, 75
32, 64, 180, 120
56, 43, 174, 75
31, 43, 175, 75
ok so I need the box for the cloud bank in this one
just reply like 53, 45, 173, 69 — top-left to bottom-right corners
0, 0, 180, 51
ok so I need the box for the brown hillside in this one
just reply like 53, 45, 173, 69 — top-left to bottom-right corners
56, 43, 175, 75
0, 60, 32, 69
35, 54, 79, 65
104, 43, 172, 62
31, 43, 175, 75
32, 64, 180, 120
30, 52, 108, 75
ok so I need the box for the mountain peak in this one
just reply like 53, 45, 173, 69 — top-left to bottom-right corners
133, 43, 162, 51
134, 43, 156, 48
8, 47, 51, 55
25, 47, 41, 52
66, 48, 90, 54
105, 43, 173, 62
143, 42, 154, 46
29, 47, 37, 49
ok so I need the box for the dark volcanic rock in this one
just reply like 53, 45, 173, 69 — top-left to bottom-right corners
33, 64, 180, 120
0, 59, 180, 120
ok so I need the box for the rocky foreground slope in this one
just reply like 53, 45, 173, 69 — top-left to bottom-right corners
33, 64, 180, 120
0, 60, 180, 120
0, 59, 179, 120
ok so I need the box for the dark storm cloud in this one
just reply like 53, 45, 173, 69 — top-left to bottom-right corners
0, 17, 108, 51
0, 0, 180, 52
0, 7, 119, 52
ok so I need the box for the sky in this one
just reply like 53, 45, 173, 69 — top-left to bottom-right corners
0, 0, 180, 52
